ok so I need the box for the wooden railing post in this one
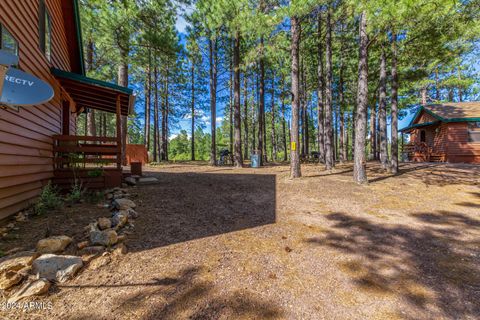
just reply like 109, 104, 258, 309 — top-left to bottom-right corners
116, 94, 122, 170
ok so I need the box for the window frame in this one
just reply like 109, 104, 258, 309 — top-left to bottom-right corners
467, 122, 480, 143
420, 130, 426, 143
39, 0, 52, 61
0, 23, 19, 56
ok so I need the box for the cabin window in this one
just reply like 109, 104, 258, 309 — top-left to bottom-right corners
420, 130, 426, 142
468, 122, 480, 143
39, 0, 52, 61
0, 24, 18, 56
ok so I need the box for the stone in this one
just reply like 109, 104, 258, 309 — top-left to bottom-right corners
32, 254, 83, 282
78, 246, 105, 256
8, 279, 50, 303
56, 262, 83, 283
112, 198, 136, 210
125, 177, 137, 186
0, 251, 37, 273
90, 229, 118, 247
97, 217, 111, 230
112, 212, 128, 229
36, 236, 73, 254
137, 177, 159, 185
15, 212, 27, 222
77, 241, 89, 250
0, 270, 23, 290
124, 208, 139, 219
89, 254, 111, 270
106, 193, 113, 200
112, 243, 128, 256
117, 235, 127, 242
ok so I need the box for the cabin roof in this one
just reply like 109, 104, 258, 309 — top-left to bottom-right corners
62, 0, 85, 75
400, 102, 480, 132
424, 102, 480, 121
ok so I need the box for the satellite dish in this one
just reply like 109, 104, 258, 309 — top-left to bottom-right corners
0, 67, 54, 106
0, 50, 19, 66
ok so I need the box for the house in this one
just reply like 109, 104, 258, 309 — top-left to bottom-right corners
400, 102, 480, 163
0, 0, 134, 220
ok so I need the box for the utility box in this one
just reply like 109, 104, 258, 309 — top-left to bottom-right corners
251, 153, 260, 168
131, 162, 142, 176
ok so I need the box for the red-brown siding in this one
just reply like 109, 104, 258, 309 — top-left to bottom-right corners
446, 123, 480, 163
0, 0, 77, 219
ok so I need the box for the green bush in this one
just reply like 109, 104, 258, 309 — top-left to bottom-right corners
87, 167, 104, 178
66, 181, 84, 204
34, 182, 62, 215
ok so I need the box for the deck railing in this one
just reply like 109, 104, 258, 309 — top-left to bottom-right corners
52, 135, 121, 169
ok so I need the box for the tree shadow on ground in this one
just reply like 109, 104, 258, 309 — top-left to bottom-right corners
127, 171, 276, 252
368, 163, 480, 186
67, 266, 283, 320
304, 211, 480, 319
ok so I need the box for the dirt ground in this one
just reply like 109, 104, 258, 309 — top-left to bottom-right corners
1, 162, 479, 320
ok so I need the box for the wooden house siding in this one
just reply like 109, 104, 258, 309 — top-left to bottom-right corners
0, 0, 76, 219
446, 123, 480, 163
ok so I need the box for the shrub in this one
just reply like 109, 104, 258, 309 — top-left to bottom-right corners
34, 182, 62, 215
65, 180, 84, 204
87, 167, 104, 178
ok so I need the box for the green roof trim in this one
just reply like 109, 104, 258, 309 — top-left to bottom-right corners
73, 0, 85, 75
400, 121, 440, 132
402, 105, 480, 132
51, 68, 133, 95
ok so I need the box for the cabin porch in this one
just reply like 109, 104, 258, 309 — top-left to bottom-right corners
51, 68, 134, 191
402, 122, 446, 163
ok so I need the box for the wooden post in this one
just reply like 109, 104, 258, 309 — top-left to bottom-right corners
116, 94, 122, 170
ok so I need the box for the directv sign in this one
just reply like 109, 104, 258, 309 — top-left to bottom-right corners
0, 50, 54, 108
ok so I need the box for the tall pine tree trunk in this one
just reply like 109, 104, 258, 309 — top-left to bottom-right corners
243, 73, 249, 160
378, 47, 389, 170
229, 47, 234, 155
290, 16, 301, 178
258, 37, 265, 166
390, 31, 399, 174
233, 31, 243, 167
281, 75, 287, 162
118, 49, 128, 165
271, 70, 277, 161
353, 11, 369, 184
317, 12, 325, 164
339, 54, 345, 163
209, 38, 218, 165
86, 38, 96, 137
191, 61, 195, 161
153, 62, 159, 162
324, 7, 334, 170
144, 50, 151, 151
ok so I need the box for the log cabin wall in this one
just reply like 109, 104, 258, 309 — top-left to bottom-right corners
0, 0, 77, 219
447, 123, 480, 163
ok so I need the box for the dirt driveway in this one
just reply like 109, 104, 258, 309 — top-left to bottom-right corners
3, 162, 480, 319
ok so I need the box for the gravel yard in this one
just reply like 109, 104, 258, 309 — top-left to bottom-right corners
2, 162, 479, 320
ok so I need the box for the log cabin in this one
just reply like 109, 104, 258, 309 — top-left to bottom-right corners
0, 0, 134, 220
400, 102, 480, 163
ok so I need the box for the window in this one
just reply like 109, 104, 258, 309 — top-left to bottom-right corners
0, 24, 18, 56
468, 122, 480, 143
420, 130, 426, 142
39, 0, 52, 61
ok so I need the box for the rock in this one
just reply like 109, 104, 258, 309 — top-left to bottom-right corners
112, 212, 128, 229
78, 246, 105, 256
36, 236, 73, 254
77, 241, 89, 250
32, 254, 83, 282
90, 229, 118, 247
97, 217, 111, 230
117, 235, 127, 242
113, 243, 128, 256
124, 177, 137, 186
0, 251, 38, 273
137, 177, 159, 185
8, 279, 50, 303
89, 254, 111, 270
56, 262, 83, 283
106, 193, 113, 200
124, 208, 139, 219
0, 270, 23, 290
15, 212, 27, 222
112, 198, 136, 210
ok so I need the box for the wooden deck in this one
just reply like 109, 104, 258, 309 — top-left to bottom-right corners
52, 135, 122, 191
